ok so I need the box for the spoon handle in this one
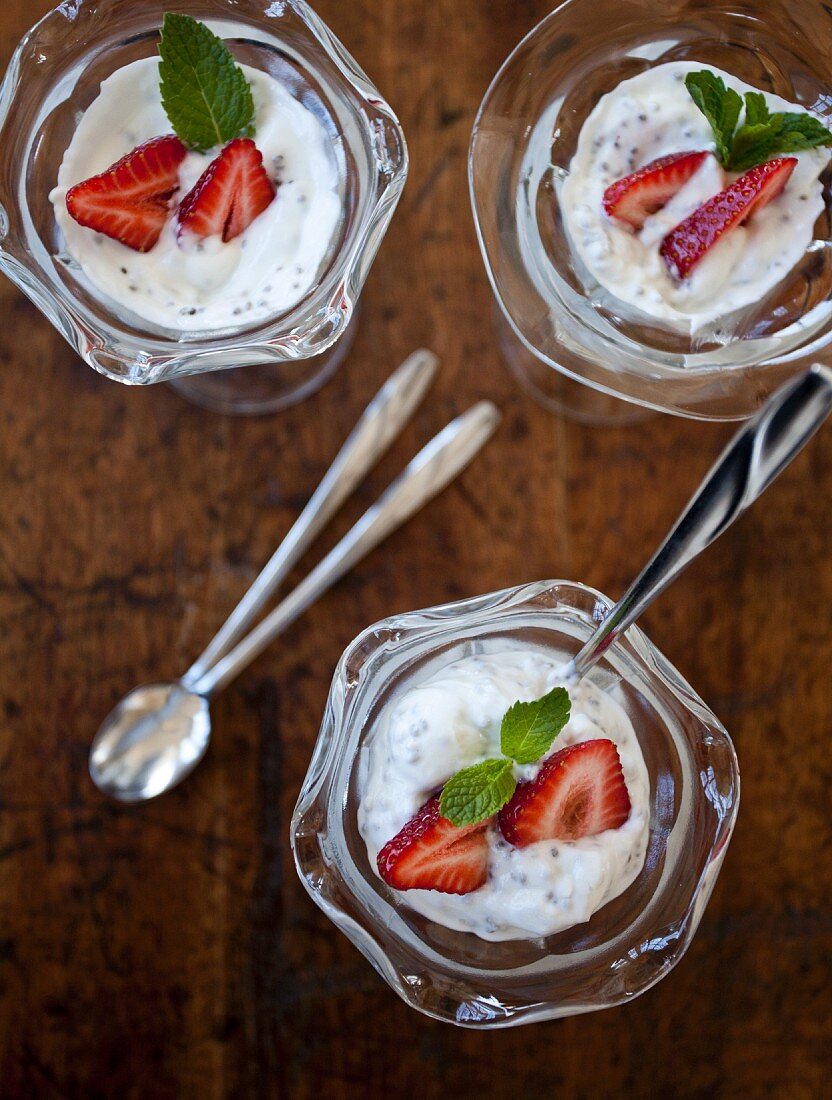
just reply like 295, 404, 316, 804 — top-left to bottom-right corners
570, 364, 832, 679
181, 350, 438, 689
191, 401, 501, 697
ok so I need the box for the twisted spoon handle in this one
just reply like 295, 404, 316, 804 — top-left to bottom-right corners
570, 364, 832, 679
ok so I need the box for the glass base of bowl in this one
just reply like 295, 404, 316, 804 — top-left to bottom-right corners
168, 311, 359, 415
495, 307, 652, 426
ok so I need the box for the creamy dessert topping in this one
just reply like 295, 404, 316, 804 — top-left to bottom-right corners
561, 61, 832, 330
50, 16, 340, 332
358, 649, 649, 942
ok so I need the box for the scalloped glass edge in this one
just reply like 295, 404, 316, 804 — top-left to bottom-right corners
0, 0, 408, 384
467, 0, 832, 421
291, 579, 741, 1028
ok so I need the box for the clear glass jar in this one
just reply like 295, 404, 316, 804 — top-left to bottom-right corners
291, 580, 739, 1027
470, 0, 832, 421
0, 0, 406, 412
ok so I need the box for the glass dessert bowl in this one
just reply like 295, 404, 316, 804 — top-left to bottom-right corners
291, 580, 740, 1028
470, 0, 832, 421
0, 0, 407, 413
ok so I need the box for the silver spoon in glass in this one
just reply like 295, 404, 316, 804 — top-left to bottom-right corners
565, 364, 832, 681
90, 351, 500, 801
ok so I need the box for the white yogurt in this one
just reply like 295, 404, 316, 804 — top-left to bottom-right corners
50, 57, 341, 332
560, 61, 831, 331
358, 649, 650, 942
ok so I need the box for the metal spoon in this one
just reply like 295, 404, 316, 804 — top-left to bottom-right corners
185, 348, 438, 686
566, 364, 832, 681
90, 400, 501, 802
88, 350, 436, 802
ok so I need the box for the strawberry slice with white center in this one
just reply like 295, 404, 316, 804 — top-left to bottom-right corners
376, 795, 490, 895
602, 150, 711, 230
65, 135, 187, 252
177, 137, 276, 243
498, 739, 631, 848
660, 156, 798, 279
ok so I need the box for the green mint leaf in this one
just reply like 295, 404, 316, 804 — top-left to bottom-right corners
770, 112, 832, 150
744, 91, 770, 127
685, 70, 742, 165
727, 123, 781, 172
728, 110, 832, 170
500, 686, 571, 766
439, 758, 516, 827
158, 13, 255, 153
687, 70, 832, 171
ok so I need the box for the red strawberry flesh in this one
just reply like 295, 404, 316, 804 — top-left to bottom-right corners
177, 137, 276, 243
377, 795, 489, 895
603, 150, 711, 230
65, 135, 187, 252
660, 156, 797, 279
498, 739, 631, 848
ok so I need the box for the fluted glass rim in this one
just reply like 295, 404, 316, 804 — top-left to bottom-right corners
0, 0, 408, 384
468, 0, 832, 420
291, 579, 740, 1028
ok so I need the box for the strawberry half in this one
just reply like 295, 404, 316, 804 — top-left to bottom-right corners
377, 795, 489, 895
660, 156, 797, 279
65, 135, 187, 252
177, 138, 276, 243
498, 739, 631, 848
602, 150, 711, 230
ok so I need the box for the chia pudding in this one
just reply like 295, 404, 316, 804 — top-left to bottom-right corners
560, 61, 831, 331
358, 649, 650, 942
49, 56, 340, 331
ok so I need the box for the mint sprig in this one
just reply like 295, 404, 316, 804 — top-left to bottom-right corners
439, 759, 516, 826
685, 70, 741, 166
158, 13, 255, 153
500, 686, 571, 765
731, 111, 832, 171
743, 91, 769, 128
685, 70, 832, 172
439, 686, 572, 827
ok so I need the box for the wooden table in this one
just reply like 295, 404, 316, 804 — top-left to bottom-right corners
1, 1, 830, 1096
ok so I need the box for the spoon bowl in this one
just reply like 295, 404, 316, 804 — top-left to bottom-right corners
90, 683, 210, 802
88, 398, 500, 802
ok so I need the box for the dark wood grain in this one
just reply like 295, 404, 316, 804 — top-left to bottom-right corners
1, 1, 830, 1097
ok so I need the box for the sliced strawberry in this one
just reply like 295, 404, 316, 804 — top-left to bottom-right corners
660, 156, 797, 279
65, 135, 187, 252
177, 138, 276, 243
498, 739, 630, 848
377, 796, 489, 895
602, 150, 711, 230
